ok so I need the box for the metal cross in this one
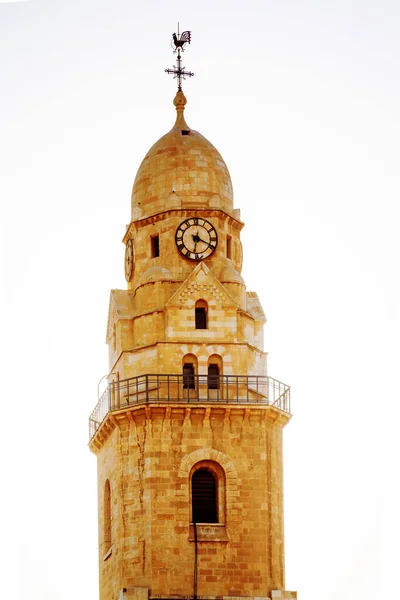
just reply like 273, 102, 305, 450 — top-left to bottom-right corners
165, 27, 194, 92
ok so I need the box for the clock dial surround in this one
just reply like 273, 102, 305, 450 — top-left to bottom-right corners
124, 239, 134, 281
175, 217, 218, 261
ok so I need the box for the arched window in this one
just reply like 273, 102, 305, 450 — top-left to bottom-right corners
104, 479, 111, 554
182, 354, 197, 390
195, 299, 208, 329
190, 461, 226, 526
183, 363, 195, 389
207, 354, 223, 391
192, 468, 218, 523
208, 363, 220, 389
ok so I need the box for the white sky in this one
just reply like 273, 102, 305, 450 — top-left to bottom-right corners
1, 1, 399, 599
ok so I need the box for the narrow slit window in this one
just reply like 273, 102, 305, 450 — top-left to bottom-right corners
226, 235, 232, 259
183, 363, 195, 389
151, 235, 160, 258
192, 468, 218, 523
104, 480, 111, 553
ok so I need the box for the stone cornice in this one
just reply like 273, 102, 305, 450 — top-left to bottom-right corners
123, 207, 244, 244
89, 403, 291, 454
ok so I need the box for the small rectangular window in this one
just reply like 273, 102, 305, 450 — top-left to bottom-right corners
195, 307, 207, 329
226, 235, 232, 259
151, 234, 159, 257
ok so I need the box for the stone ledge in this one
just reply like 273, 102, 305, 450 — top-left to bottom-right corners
188, 523, 229, 542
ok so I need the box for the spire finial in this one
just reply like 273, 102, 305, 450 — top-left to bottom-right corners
165, 25, 194, 93
172, 89, 189, 129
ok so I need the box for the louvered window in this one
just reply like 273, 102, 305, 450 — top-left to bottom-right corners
192, 468, 218, 523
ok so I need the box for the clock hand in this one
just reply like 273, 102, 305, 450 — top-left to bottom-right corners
196, 236, 215, 248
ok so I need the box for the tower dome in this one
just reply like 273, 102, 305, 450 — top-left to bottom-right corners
131, 91, 234, 221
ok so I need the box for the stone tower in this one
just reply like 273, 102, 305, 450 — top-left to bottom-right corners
89, 63, 296, 600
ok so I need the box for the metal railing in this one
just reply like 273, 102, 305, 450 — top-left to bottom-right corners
89, 373, 291, 441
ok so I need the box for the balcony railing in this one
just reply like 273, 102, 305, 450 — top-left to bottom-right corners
89, 373, 291, 441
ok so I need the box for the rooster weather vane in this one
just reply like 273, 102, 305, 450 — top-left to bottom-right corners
165, 26, 194, 92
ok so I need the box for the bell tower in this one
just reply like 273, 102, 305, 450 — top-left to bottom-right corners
89, 31, 296, 600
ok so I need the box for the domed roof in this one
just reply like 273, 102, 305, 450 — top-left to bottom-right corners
131, 91, 233, 221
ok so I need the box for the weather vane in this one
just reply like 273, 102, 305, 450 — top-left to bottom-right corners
165, 24, 194, 92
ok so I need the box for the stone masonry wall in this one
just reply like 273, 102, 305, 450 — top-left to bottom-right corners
96, 404, 288, 600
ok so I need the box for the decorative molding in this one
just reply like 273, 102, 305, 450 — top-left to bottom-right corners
178, 281, 226, 305
167, 262, 237, 309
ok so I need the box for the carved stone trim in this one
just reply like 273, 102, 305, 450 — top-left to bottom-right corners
178, 282, 225, 305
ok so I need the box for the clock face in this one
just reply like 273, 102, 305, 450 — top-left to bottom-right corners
175, 217, 218, 260
124, 239, 134, 281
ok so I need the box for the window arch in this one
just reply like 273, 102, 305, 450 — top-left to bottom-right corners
195, 299, 208, 329
190, 461, 226, 525
103, 479, 111, 554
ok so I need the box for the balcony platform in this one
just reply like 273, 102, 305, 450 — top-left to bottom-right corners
89, 374, 291, 447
